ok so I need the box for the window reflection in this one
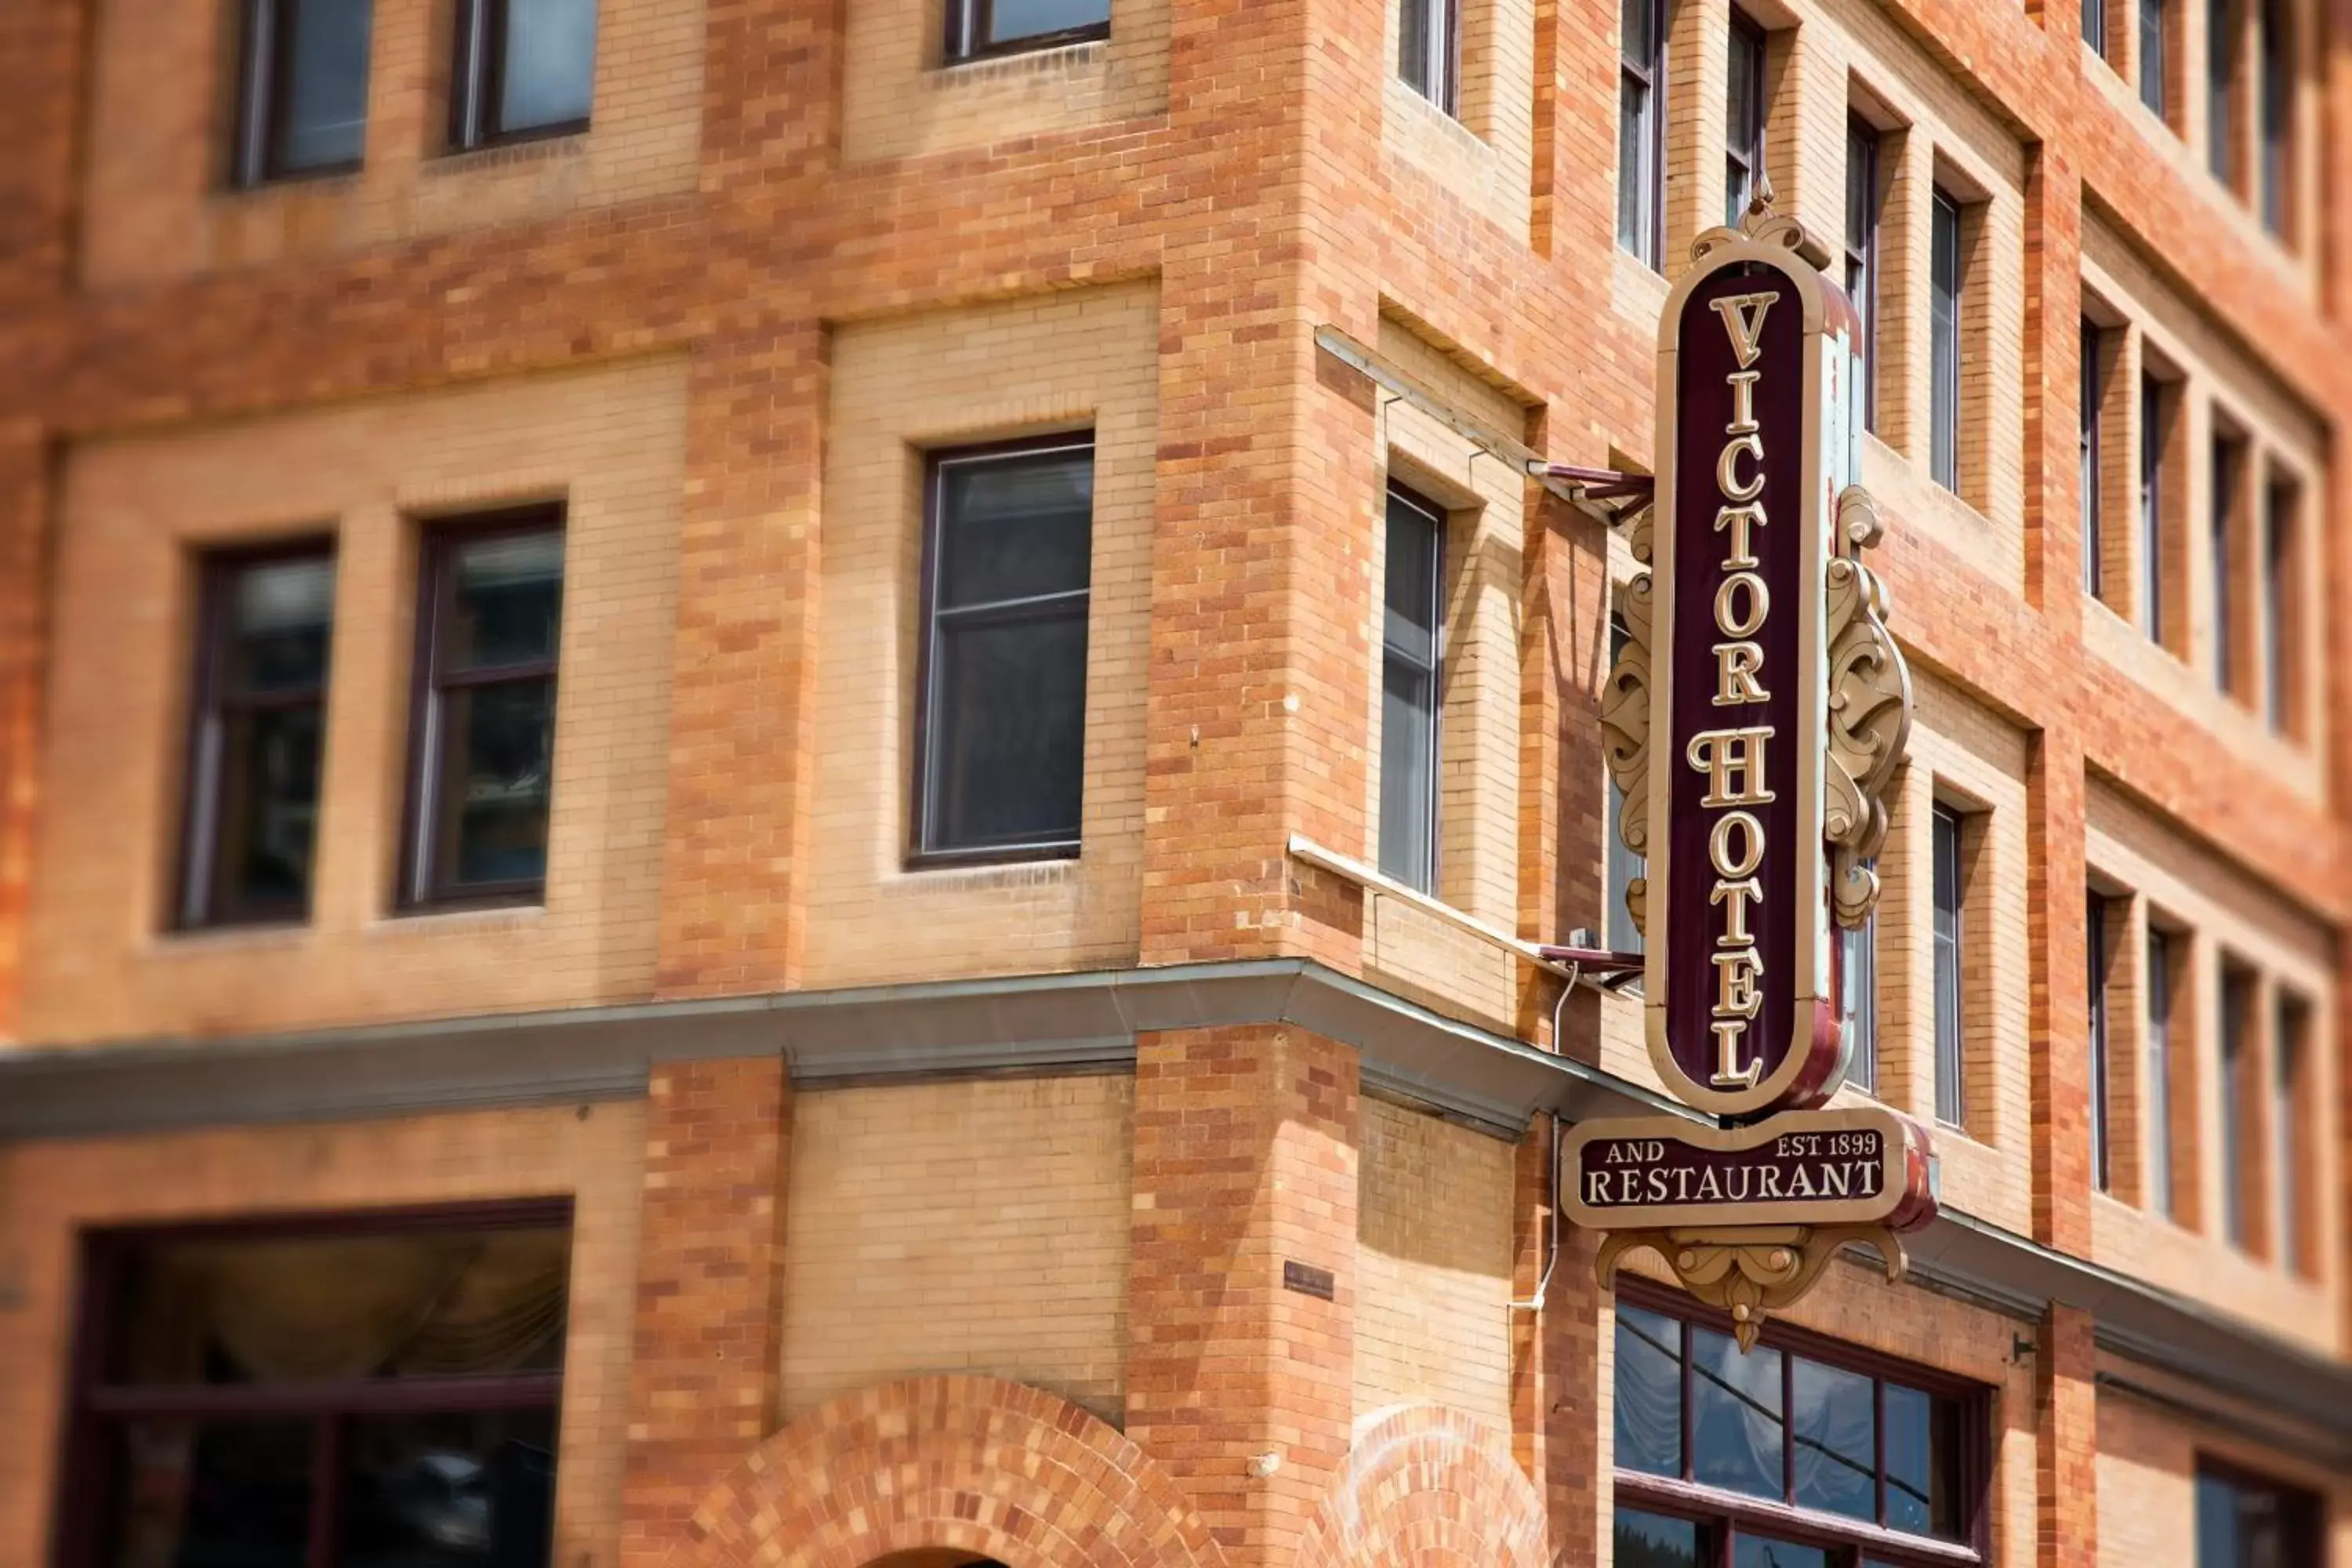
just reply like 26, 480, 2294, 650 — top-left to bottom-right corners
1790, 1358, 1875, 1521
1691, 1329, 1783, 1501
1614, 1305, 1682, 1476
1733, 1537, 1828, 1568
1884, 1382, 1962, 1539
1613, 1508, 1703, 1568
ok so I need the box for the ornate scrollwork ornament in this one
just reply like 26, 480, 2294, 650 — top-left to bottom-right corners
1599, 504, 1654, 937
1595, 1225, 1908, 1352
1690, 173, 1835, 272
1822, 483, 1912, 932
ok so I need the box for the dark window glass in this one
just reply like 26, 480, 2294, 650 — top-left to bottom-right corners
2147, 927, 2174, 1218
1607, 613, 1647, 954
449, 0, 596, 149
2141, 0, 2169, 115
2081, 321, 2104, 597
405, 517, 564, 906
1612, 1296, 1981, 1555
2141, 376, 2166, 644
2212, 434, 2240, 692
1615, 1509, 1704, 1568
2274, 996, 2306, 1274
919, 443, 1092, 859
1381, 487, 1443, 894
2258, 0, 2291, 234
1929, 191, 1962, 493
1733, 1539, 1827, 1568
1726, 17, 1766, 227
1615, 1305, 1683, 1476
2196, 1465, 2320, 1568
1618, 0, 1666, 267
2209, 0, 2238, 183
2262, 477, 2292, 731
2085, 0, 2106, 56
1399, 0, 1459, 114
236, 0, 373, 184
1845, 121, 1881, 430
1840, 861, 1878, 1093
71, 1211, 568, 1568
2089, 891, 2111, 1191
1932, 805, 1965, 1127
180, 548, 336, 929
2219, 965, 2251, 1248
947, 0, 1110, 59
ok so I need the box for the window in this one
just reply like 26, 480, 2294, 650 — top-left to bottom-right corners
2084, 0, 2106, 57
1607, 612, 1646, 956
2196, 1463, 2321, 1567
1612, 1294, 1985, 1563
2274, 994, 2308, 1274
2140, 375, 2167, 643
1399, 0, 1460, 114
1617, 0, 1666, 267
2211, 432, 2241, 694
2218, 964, 2253, 1249
1841, 858, 1878, 1093
2261, 475, 2296, 732
946, 0, 1109, 61
233, 0, 374, 185
2146, 927, 2176, 1218
1929, 191, 1963, 494
1725, 17, 1766, 227
57, 1204, 569, 1568
448, 0, 597, 150
2088, 891, 2112, 1192
1845, 121, 1882, 429
404, 514, 564, 908
2081, 321, 2105, 596
178, 545, 336, 929
1381, 485, 1444, 894
917, 441, 1094, 861
2209, 0, 2238, 185
2257, 0, 2292, 234
1932, 804, 1965, 1128
2140, 0, 2169, 116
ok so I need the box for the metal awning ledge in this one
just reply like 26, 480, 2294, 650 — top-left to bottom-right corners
2, 957, 2344, 1441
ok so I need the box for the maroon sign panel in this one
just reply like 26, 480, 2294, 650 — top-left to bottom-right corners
1647, 250, 1842, 1118
1559, 1109, 1937, 1234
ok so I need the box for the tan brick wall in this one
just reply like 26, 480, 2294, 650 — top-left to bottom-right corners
2097, 1373, 2352, 1568
1353, 1095, 1515, 1426
24, 361, 687, 1043
0, 1102, 644, 1568
801, 285, 1156, 988
1380, 0, 1536, 245
778, 1074, 1133, 1424
840, 0, 1170, 163
78, 0, 702, 285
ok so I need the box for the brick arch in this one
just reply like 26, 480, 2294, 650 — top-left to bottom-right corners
670, 1375, 1226, 1568
1294, 1404, 1548, 1568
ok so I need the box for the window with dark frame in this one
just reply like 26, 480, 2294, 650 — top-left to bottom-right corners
2257, 0, 2292, 235
2140, 374, 2167, 644
2140, 0, 2169, 117
1398, 0, 1460, 116
945, 0, 1109, 62
1725, 16, 1766, 228
1932, 804, 1965, 1129
2081, 320, 2104, 597
447, 0, 597, 151
403, 514, 565, 909
1929, 190, 1963, 495
2211, 431, 2241, 695
1845, 119, 1881, 431
1618, 0, 1667, 268
1612, 1291, 1987, 1567
232, 0, 375, 186
2261, 474, 2294, 733
2145, 926, 2176, 1219
2209, 0, 2239, 186
2088, 890, 2112, 1192
56, 1203, 570, 1568
2274, 993, 2307, 1276
1381, 485, 1445, 896
916, 440, 1094, 863
178, 545, 336, 931
1608, 612, 1646, 956
2218, 963, 2252, 1250
2195, 1461, 2321, 1567
2084, 0, 2106, 58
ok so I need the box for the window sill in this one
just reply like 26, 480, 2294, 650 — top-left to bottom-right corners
379, 896, 548, 931
429, 126, 590, 175
221, 162, 363, 198
149, 919, 312, 955
1613, 1472, 1981, 1566
941, 24, 1111, 68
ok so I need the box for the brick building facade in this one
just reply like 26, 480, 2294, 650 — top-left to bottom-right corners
0, 0, 2347, 1562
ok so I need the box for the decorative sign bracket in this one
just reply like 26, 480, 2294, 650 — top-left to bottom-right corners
1595, 1224, 1907, 1353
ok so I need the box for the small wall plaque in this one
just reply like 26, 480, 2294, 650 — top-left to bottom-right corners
1282, 1260, 1334, 1300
